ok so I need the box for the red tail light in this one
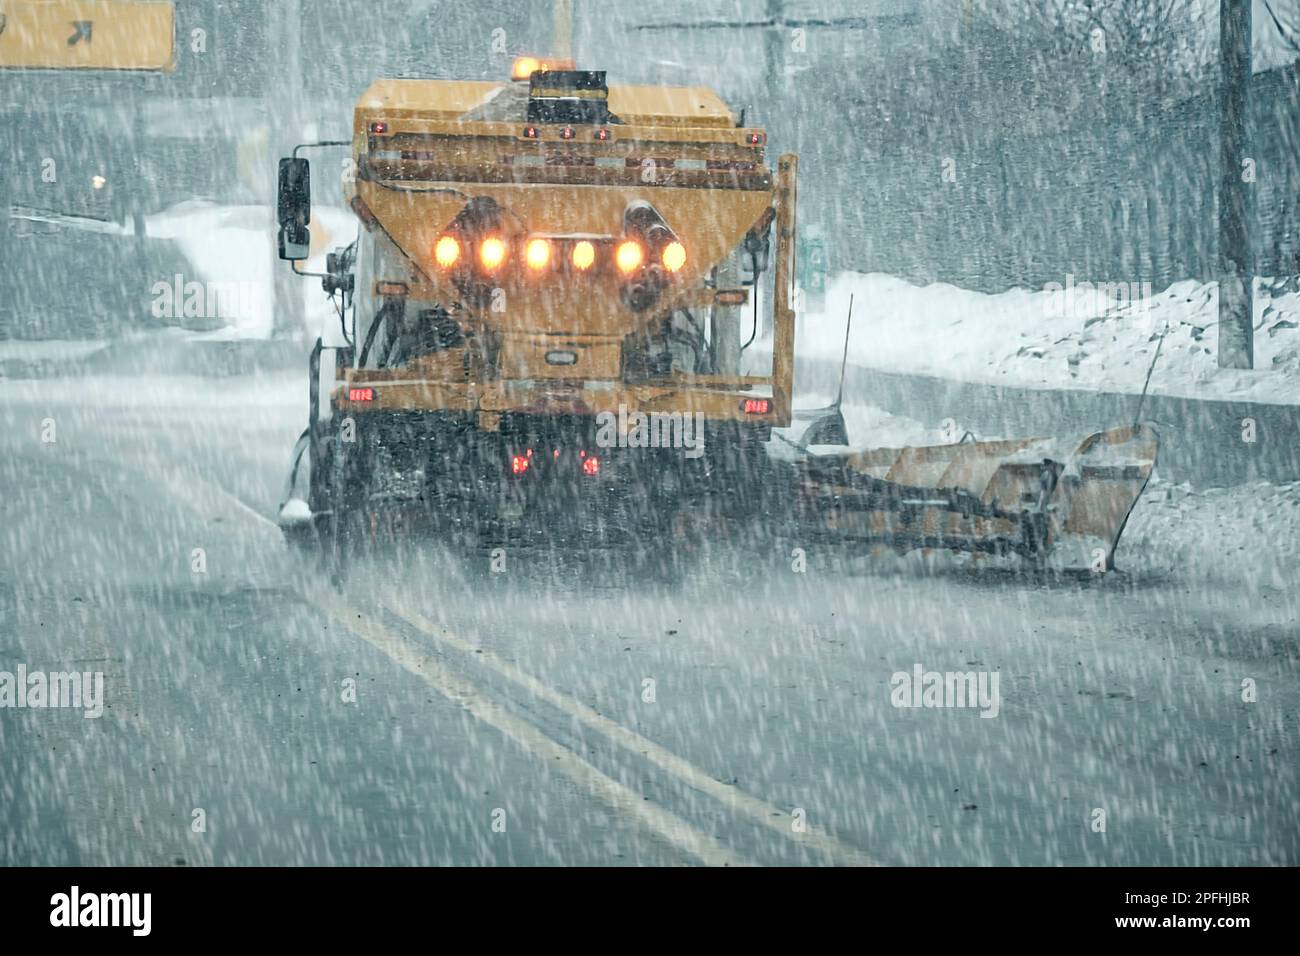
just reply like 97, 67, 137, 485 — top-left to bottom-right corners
349, 387, 375, 402
374, 281, 408, 297
742, 398, 770, 414
511, 454, 530, 475
582, 455, 600, 476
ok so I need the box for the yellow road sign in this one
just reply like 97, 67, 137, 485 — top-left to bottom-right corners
0, 1, 175, 71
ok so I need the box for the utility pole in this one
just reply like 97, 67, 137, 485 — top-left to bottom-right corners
1218, 0, 1253, 368
269, 0, 305, 338
764, 0, 787, 116
553, 0, 573, 58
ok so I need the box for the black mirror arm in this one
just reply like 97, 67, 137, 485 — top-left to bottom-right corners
285, 141, 353, 276
291, 140, 351, 159
291, 260, 330, 279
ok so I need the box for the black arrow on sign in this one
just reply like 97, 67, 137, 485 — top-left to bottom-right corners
67, 20, 93, 46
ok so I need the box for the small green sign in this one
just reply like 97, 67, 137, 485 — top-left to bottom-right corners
800, 236, 826, 287
798, 229, 827, 305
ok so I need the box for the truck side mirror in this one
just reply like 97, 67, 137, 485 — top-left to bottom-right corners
277, 157, 311, 261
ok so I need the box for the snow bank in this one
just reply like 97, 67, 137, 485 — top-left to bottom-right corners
0, 340, 111, 363
144, 201, 358, 341
1123, 477, 1300, 586
783, 394, 941, 451
0, 372, 301, 410
797, 272, 1300, 405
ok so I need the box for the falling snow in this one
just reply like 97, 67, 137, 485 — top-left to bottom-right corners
1, 1, 1297, 869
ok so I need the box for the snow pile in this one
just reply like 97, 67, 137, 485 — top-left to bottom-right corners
0, 371, 301, 411
1122, 477, 1300, 585
0, 339, 112, 379
797, 273, 1300, 405
784, 394, 941, 450
144, 201, 357, 340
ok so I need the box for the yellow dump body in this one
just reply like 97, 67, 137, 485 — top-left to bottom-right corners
338, 73, 796, 430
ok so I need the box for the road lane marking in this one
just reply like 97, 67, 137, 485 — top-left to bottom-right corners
322, 596, 751, 867
196, 480, 281, 530
379, 589, 879, 867
212, 463, 873, 863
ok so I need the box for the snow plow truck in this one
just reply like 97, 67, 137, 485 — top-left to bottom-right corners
275, 57, 1158, 577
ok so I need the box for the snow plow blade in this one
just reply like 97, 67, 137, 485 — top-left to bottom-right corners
793, 424, 1158, 570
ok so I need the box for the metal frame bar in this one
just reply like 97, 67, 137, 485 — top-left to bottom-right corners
770, 154, 797, 426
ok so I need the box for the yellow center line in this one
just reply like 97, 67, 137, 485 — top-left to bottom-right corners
378, 588, 879, 867
322, 596, 752, 867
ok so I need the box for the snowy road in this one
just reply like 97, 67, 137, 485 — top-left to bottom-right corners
1, 353, 1297, 866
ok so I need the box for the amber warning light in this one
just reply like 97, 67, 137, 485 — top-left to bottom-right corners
511, 56, 576, 80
